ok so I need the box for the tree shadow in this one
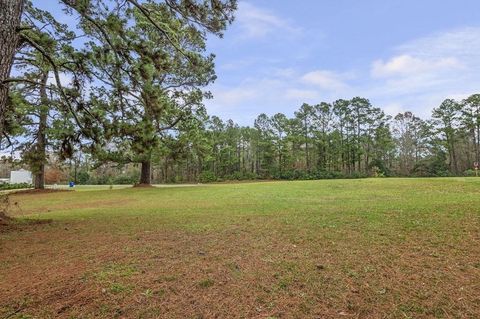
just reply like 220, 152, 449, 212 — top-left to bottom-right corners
0, 193, 52, 233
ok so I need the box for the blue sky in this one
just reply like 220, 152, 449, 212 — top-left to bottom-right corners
205, 0, 480, 124
31, 0, 480, 125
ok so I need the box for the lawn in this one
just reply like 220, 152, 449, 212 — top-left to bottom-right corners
1, 178, 480, 318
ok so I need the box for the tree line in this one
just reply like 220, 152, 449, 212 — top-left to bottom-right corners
1, 1, 479, 188
19, 94, 477, 186
131, 95, 480, 183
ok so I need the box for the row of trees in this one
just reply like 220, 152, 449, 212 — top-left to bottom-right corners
28, 94, 476, 185
143, 95, 480, 183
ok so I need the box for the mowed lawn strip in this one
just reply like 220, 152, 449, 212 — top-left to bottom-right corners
1, 178, 480, 318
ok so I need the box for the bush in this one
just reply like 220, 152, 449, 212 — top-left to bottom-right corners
314, 170, 345, 179
76, 171, 90, 185
368, 159, 391, 177
88, 175, 112, 185
413, 156, 450, 177
224, 171, 259, 181
199, 171, 217, 183
348, 171, 368, 179
0, 183, 33, 191
411, 149, 450, 177
202, 169, 368, 182
464, 169, 477, 177
224, 172, 242, 181
242, 172, 259, 180
112, 174, 139, 185
271, 169, 367, 181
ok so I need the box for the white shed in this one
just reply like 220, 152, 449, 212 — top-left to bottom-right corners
10, 169, 33, 184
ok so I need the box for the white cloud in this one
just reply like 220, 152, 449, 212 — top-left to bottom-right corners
207, 27, 480, 124
382, 103, 406, 117
220, 60, 255, 71
301, 70, 349, 91
364, 27, 480, 117
235, 2, 301, 39
207, 76, 312, 123
273, 68, 297, 78
446, 93, 471, 101
285, 89, 320, 101
211, 87, 258, 108
371, 55, 462, 78
397, 27, 480, 59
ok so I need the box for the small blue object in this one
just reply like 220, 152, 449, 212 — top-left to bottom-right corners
69, 181, 75, 188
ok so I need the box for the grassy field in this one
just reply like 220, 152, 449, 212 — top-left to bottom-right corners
1, 178, 480, 318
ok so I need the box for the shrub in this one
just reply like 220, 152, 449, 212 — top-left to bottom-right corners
112, 174, 139, 185
242, 172, 259, 180
370, 166, 385, 177
314, 170, 344, 179
0, 183, 33, 191
88, 175, 112, 185
271, 169, 367, 180
224, 171, 259, 181
76, 171, 90, 185
199, 171, 217, 183
348, 171, 368, 179
211, 169, 369, 182
464, 169, 477, 177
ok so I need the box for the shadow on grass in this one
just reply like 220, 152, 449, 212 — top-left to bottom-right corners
1, 192, 52, 233
0, 214, 52, 233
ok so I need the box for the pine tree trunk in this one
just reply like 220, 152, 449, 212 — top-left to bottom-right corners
0, 0, 24, 136
304, 120, 310, 171
451, 142, 458, 174
140, 160, 151, 185
476, 125, 480, 162
34, 163, 45, 189
34, 73, 48, 189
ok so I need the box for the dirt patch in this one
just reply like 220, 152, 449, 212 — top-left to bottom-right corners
0, 212, 12, 226
0, 195, 12, 227
0, 217, 52, 233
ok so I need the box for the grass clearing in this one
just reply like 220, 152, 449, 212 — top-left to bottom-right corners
1, 178, 480, 318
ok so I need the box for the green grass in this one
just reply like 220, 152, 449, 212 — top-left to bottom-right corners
1, 178, 480, 318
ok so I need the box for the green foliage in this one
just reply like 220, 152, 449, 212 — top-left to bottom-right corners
464, 169, 476, 177
82, 0, 236, 185
199, 171, 217, 183
85, 171, 140, 185
0, 183, 32, 191
4, 0, 236, 187
87, 174, 112, 186
111, 173, 140, 185
412, 150, 450, 177
76, 171, 90, 185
